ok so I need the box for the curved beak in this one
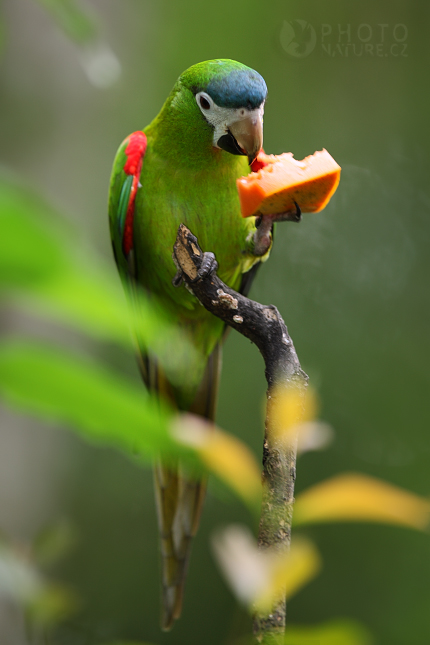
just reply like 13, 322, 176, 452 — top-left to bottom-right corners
217, 111, 263, 165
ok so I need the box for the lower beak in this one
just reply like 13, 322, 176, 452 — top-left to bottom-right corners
217, 113, 263, 165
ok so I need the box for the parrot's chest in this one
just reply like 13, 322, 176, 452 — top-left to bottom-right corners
133, 157, 254, 313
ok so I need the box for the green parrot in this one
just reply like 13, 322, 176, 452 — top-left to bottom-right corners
108, 59, 275, 630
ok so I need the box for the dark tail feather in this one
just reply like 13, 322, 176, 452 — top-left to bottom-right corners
149, 344, 222, 630
157, 468, 207, 630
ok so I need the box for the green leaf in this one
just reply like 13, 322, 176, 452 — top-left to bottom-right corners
0, 174, 198, 377
0, 172, 129, 341
33, 0, 97, 44
31, 269, 202, 383
0, 177, 69, 289
0, 341, 177, 461
0, 341, 266, 507
24, 262, 131, 346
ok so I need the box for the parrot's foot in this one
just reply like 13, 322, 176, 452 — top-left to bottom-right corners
191, 251, 218, 283
253, 201, 302, 256
172, 252, 218, 287
172, 225, 219, 287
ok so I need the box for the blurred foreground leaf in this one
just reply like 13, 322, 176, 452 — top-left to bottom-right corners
271, 384, 318, 441
173, 415, 261, 508
0, 177, 69, 289
212, 525, 320, 610
0, 175, 199, 379
283, 618, 373, 645
31, 265, 201, 383
32, 1, 121, 88
0, 340, 175, 460
256, 537, 321, 612
0, 542, 76, 627
270, 384, 333, 454
0, 341, 262, 507
294, 473, 430, 531
25, 262, 130, 345
0, 174, 130, 344
34, 0, 96, 44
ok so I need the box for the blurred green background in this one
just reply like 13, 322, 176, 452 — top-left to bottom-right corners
1, 0, 429, 643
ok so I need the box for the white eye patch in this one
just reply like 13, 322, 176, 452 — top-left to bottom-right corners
195, 91, 264, 148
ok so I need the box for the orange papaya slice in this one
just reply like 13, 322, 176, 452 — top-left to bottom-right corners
237, 149, 341, 218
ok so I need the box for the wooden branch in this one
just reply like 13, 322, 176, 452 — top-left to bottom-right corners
172, 224, 308, 643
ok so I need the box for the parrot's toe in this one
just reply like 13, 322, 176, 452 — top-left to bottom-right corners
191, 251, 218, 283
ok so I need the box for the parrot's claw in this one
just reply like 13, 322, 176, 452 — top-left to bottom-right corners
191, 251, 218, 283
172, 270, 183, 287
270, 201, 302, 223
288, 200, 302, 222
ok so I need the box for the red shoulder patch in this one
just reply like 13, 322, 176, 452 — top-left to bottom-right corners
122, 131, 147, 255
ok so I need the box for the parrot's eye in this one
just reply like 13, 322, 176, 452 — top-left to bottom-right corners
196, 92, 213, 113
199, 96, 211, 110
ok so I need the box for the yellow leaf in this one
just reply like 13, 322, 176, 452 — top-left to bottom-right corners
172, 415, 261, 505
255, 537, 321, 611
211, 526, 321, 610
211, 525, 271, 605
269, 384, 319, 446
294, 473, 430, 530
199, 431, 261, 504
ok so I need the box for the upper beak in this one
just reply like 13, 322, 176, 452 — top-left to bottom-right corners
228, 113, 263, 165
217, 111, 263, 165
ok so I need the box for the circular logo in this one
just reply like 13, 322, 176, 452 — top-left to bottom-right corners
280, 20, 317, 58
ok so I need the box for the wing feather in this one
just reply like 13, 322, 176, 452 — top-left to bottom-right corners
108, 130, 147, 279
